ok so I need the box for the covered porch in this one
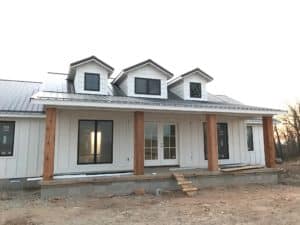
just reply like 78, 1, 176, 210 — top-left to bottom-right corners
42, 107, 276, 180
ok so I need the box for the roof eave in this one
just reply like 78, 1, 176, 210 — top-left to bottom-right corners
30, 97, 285, 116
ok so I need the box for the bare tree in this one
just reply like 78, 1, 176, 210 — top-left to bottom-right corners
275, 103, 300, 159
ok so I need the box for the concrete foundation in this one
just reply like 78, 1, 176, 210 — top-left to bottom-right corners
40, 168, 280, 199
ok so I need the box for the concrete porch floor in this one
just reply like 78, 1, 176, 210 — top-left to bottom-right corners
37, 167, 282, 199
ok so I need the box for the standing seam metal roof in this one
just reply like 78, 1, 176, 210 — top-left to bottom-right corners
0, 79, 44, 113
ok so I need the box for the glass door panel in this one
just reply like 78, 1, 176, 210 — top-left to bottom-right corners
144, 122, 158, 160
163, 124, 176, 160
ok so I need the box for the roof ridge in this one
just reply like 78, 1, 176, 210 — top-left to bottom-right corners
0, 79, 42, 84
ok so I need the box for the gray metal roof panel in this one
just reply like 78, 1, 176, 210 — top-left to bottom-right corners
32, 91, 283, 113
0, 79, 44, 113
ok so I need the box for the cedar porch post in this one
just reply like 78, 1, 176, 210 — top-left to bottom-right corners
263, 116, 276, 168
43, 108, 57, 180
206, 114, 219, 171
134, 111, 144, 175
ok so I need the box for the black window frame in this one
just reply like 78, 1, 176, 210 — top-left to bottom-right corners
0, 121, 15, 157
203, 122, 229, 160
190, 82, 202, 98
84, 72, 100, 91
77, 120, 113, 165
134, 77, 161, 95
247, 125, 254, 151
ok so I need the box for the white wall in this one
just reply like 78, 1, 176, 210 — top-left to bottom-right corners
169, 73, 208, 101
183, 74, 208, 101
245, 124, 266, 165
54, 109, 134, 174
54, 110, 265, 175
73, 61, 110, 95
0, 118, 45, 179
169, 80, 185, 99
145, 113, 259, 168
118, 65, 169, 99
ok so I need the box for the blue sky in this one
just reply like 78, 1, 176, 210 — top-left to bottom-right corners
0, 0, 299, 109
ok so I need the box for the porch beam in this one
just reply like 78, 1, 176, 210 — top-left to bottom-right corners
206, 114, 219, 171
263, 116, 276, 168
134, 111, 144, 175
43, 108, 57, 180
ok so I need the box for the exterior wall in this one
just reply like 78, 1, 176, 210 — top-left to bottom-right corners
118, 65, 169, 99
245, 124, 266, 165
0, 118, 45, 179
169, 73, 208, 101
144, 113, 259, 168
54, 110, 265, 176
119, 76, 129, 95
183, 74, 208, 101
54, 109, 134, 174
169, 80, 184, 99
73, 61, 109, 95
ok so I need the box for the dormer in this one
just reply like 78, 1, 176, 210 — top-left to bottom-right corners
112, 59, 173, 99
68, 56, 114, 95
168, 68, 213, 101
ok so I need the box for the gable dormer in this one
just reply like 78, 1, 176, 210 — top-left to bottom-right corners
113, 59, 173, 99
168, 68, 213, 101
68, 56, 114, 95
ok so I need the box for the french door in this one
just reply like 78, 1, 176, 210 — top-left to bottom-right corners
144, 122, 178, 166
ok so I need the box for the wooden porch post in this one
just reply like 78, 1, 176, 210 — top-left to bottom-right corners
263, 116, 276, 168
43, 108, 57, 180
206, 114, 219, 171
134, 111, 144, 175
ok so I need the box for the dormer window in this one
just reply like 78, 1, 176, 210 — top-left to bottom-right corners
190, 82, 202, 98
135, 78, 161, 95
84, 73, 100, 91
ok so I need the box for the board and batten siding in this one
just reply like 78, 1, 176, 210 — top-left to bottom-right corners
54, 110, 266, 175
246, 124, 266, 165
144, 113, 265, 168
54, 109, 134, 174
0, 118, 45, 179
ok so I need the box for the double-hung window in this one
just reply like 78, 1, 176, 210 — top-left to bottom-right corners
78, 120, 113, 164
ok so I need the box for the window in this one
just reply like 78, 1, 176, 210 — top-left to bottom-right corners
78, 120, 113, 164
190, 82, 202, 98
0, 121, 15, 157
203, 122, 229, 160
135, 78, 161, 95
247, 126, 254, 151
84, 73, 100, 91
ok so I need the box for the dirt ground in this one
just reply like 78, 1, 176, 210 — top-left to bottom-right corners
2, 160, 300, 225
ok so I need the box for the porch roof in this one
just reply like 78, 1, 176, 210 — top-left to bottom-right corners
31, 91, 285, 116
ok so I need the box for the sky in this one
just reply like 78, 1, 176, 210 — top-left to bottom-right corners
0, 0, 299, 110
